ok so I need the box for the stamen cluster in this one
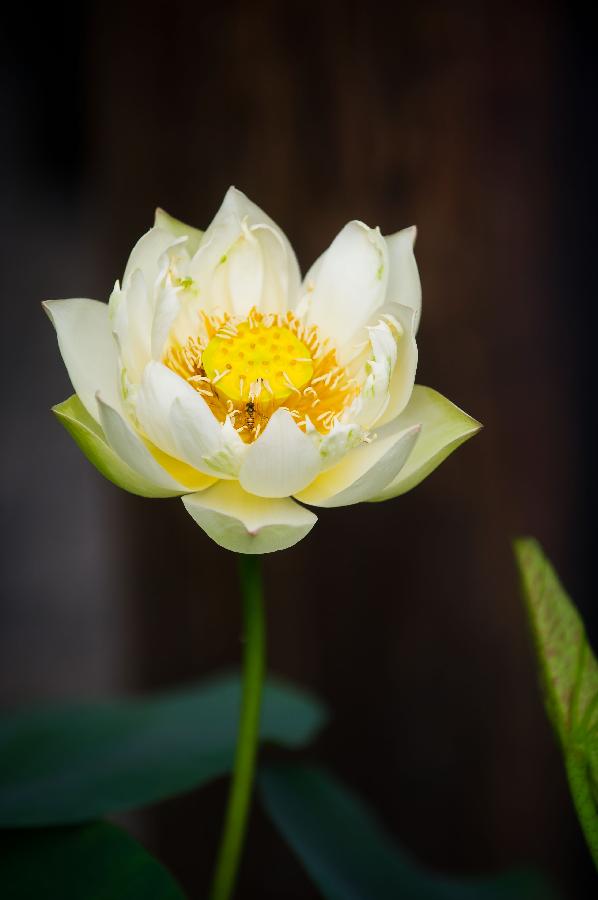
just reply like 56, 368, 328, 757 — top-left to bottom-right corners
164, 308, 358, 442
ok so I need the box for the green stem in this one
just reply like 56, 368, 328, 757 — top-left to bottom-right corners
209, 554, 266, 900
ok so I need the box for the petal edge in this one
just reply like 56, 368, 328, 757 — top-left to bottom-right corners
295, 424, 420, 508
370, 385, 481, 501
154, 208, 204, 256
52, 394, 180, 498
44, 298, 120, 422
239, 409, 321, 498
182, 482, 317, 553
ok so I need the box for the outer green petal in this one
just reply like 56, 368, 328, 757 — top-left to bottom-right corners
154, 208, 204, 256
370, 385, 481, 501
182, 481, 317, 554
53, 394, 181, 499
294, 425, 420, 509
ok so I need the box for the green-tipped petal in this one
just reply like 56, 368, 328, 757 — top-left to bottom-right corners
53, 394, 182, 498
97, 395, 204, 494
294, 424, 420, 508
371, 385, 481, 501
154, 208, 204, 256
182, 481, 317, 554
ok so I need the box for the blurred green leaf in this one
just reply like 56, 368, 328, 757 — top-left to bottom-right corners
260, 764, 558, 900
515, 537, 598, 868
0, 821, 185, 899
0, 674, 326, 826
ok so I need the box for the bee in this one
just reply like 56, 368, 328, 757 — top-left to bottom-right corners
245, 400, 256, 431
245, 396, 267, 438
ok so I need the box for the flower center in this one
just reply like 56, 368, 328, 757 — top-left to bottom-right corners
202, 321, 314, 403
163, 308, 359, 442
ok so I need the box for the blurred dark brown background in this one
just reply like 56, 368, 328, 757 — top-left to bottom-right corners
1, 1, 596, 897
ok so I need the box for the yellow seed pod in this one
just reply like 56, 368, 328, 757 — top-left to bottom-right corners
202, 321, 314, 402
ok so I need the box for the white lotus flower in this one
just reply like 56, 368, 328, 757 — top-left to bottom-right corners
45, 188, 480, 553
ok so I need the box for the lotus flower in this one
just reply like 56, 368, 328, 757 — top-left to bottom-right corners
45, 188, 480, 553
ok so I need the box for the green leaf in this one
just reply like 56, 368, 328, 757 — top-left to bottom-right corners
0, 821, 185, 899
514, 537, 598, 867
52, 394, 177, 499
260, 764, 558, 900
0, 674, 326, 827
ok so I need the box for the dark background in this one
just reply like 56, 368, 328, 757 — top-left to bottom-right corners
1, 1, 597, 897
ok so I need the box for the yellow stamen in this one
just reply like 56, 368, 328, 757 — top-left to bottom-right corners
162, 307, 358, 443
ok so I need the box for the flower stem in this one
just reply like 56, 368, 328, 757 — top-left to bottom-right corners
209, 554, 266, 900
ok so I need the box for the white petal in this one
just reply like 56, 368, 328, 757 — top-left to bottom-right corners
171, 397, 246, 480
303, 221, 388, 349
151, 279, 181, 359
97, 394, 189, 494
314, 420, 364, 471
371, 386, 481, 501
294, 424, 420, 508
135, 361, 216, 459
154, 208, 203, 256
182, 481, 317, 554
136, 362, 245, 479
385, 226, 422, 332
187, 201, 241, 298
348, 317, 399, 428
43, 298, 121, 423
189, 187, 301, 315
135, 361, 186, 458
224, 189, 301, 310
239, 408, 321, 498
253, 222, 299, 314
226, 221, 264, 316
110, 270, 153, 384
123, 226, 182, 289
375, 303, 418, 427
